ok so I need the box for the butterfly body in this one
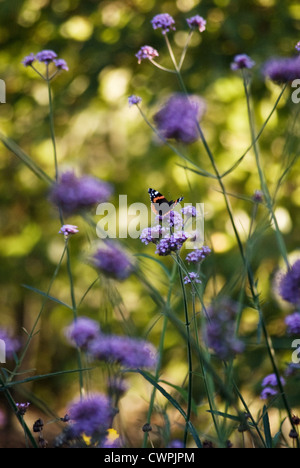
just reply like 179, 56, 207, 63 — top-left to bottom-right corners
148, 188, 183, 216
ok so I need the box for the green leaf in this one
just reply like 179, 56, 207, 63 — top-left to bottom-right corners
262, 405, 273, 448
159, 379, 198, 415
135, 253, 171, 279
0, 133, 53, 185
1, 368, 92, 390
126, 368, 202, 448
22, 284, 73, 310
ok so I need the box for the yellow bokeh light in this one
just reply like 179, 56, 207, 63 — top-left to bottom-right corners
60, 16, 93, 41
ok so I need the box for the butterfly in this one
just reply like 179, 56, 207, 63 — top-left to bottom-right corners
148, 188, 184, 217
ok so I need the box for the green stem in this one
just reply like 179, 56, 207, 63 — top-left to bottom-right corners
177, 253, 193, 447
8, 244, 68, 381
242, 70, 289, 268
46, 69, 59, 181
142, 262, 177, 448
170, 63, 297, 444
65, 239, 84, 397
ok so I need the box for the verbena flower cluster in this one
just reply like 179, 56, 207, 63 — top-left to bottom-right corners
49, 171, 113, 215
91, 243, 133, 281
65, 316, 158, 369
262, 56, 300, 83
260, 373, 286, 400
22, 49, 68, 71
278, 260, 300, 306
67, 393, 113, 438
154, 93, 206, 144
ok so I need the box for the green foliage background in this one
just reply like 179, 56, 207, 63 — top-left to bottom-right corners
0, 0, 300, 446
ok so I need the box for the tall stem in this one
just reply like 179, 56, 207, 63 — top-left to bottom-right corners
242, 70, 289, 268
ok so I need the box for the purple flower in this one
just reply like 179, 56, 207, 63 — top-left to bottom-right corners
186, 15, 206, 32
67, 394, 112, 437
260, 387, 278, 400
183, 272, 201, 284
22, 53, 35, 67
16, 402, 30, 416
285, 312, 300, 335
151, 13, 176, 35
205, 299, 245, 360
185, 246, 211, 263
231, 54, 255, 71
262, 373, 286, 388
136, 45, 159, 64
155, 232, 189, 256
167, 440, 185, 448
262, 56, 300, 83
0, 328, 21, 359
49, 171, 113, 215
140, 225, 166, 245
154, 93, 206, 144
59, 224, 79, 236
54, 58, 69, 71
260, 373, 286, 400
181, 205, 199, 218
36, 50, 58, 64
64, 317, 100, 349
128, 95, 142, 107
285, 362, 300, 377
278, 260, 300, 305
252, 190, 264, 203
296, 42, 300, 53
88, 334, 158, 369
155, 210, 183, 229
92, 243, 132, 280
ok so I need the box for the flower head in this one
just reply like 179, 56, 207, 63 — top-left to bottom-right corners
262, 56, 300, 83
128, 95, 142, 107
205, 298, 245, 360
183, 272, 201, 284
136, 45, 159, 64
140, 225, 166, 245
186, 15, 206, 32
67, 394, 112, 437
36, 50, 58, 64
155, 232, 189, 256
154, 93, 205, 144
92, 243, 132, 280
49, 171, 113, 215
185, 246, 211, 264
22, 53, 35, 67
16, 402, 30, 416
260, 373, 286, 400
88, 334, 158, 369
285, 312, 300, 335
181, 205, 199, 218
64, 317, 100, 349
278, 260, 300, 305
295, 42, 300, 53
151, 13, 176, 34
59, 224, 79, 237
53, 58, 69, 71
231, 54, 255, 71
252, 189, 264, 203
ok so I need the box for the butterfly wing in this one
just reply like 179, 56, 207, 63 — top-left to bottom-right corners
148, 188, 183, 216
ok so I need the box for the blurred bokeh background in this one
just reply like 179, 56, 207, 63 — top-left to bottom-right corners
0, 0, 300, 447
